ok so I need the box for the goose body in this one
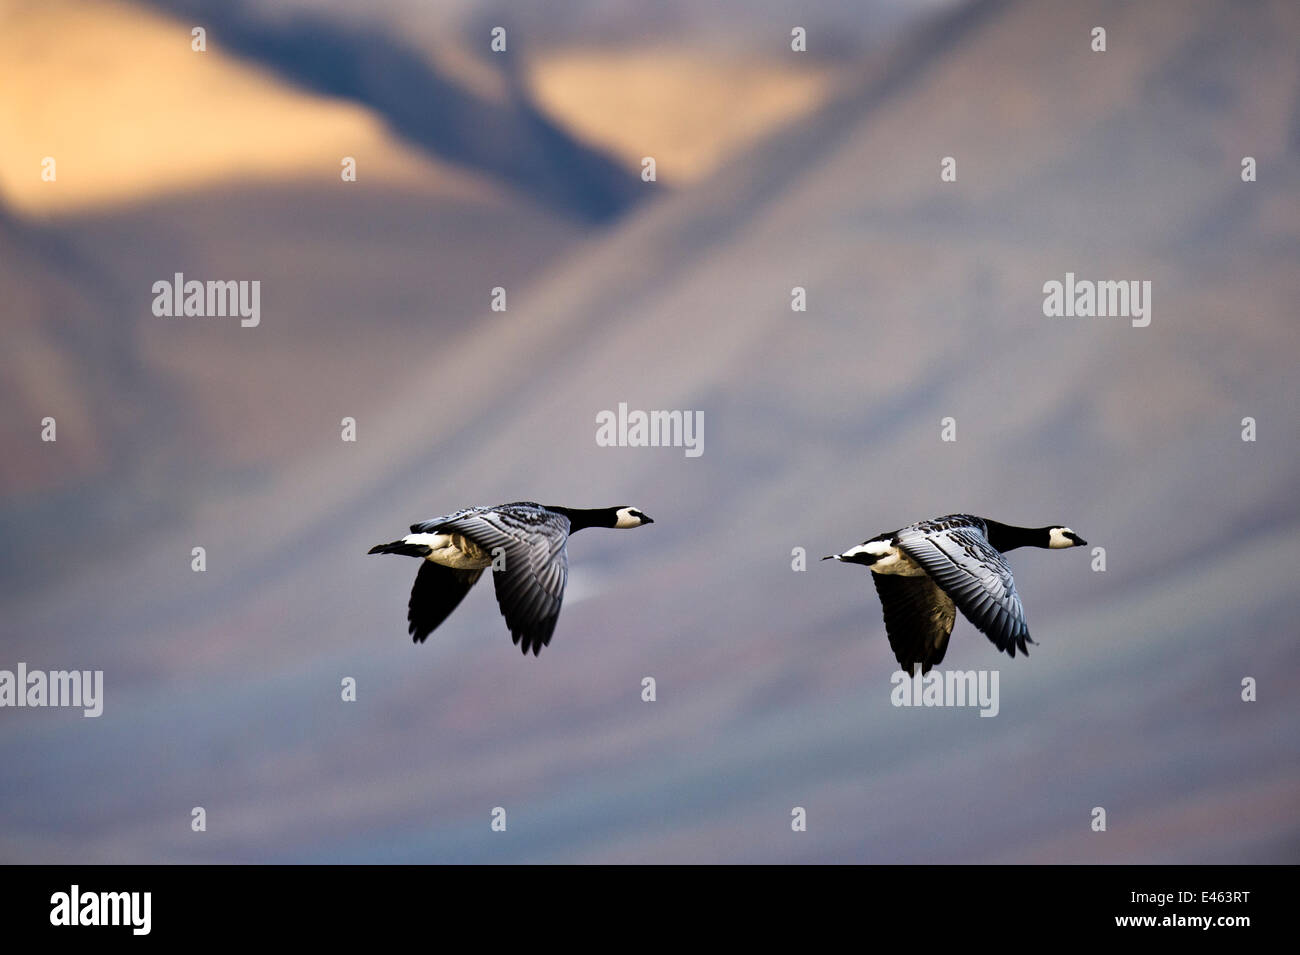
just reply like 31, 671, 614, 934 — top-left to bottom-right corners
368, 502, 653, 655
825, 514, 1086, 673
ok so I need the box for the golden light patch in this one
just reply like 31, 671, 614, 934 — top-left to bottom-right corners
527, 46, 845, 183
0, 0, 497, 214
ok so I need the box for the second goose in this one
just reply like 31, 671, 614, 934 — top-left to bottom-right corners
824, 514, 1086, 673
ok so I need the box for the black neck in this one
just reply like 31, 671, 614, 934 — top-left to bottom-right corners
984, 520, 1051, 552
546, 506, 618, 532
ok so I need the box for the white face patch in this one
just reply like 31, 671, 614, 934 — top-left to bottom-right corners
614, 507, 648, 529
1048, 527, 1076, 549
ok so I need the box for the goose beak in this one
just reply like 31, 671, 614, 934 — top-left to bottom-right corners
821, 555, 838, 561
642, 516, 654, 525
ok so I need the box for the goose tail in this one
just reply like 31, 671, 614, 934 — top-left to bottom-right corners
367, 539, 432, 558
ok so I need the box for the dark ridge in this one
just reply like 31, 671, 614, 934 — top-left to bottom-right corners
140, 0, 642, 223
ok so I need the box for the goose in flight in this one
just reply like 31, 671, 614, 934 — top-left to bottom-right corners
368, 502, 653, 655
824, 514, 1086, 673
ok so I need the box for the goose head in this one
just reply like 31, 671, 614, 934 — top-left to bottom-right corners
1047, 526, 1087, 549
614, 507, 654, 529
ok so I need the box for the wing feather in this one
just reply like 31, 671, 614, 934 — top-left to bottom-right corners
408, 562, 483, 643
871, 574, 957, 674
895, 518, 1034, 658
418, 504, 570, 654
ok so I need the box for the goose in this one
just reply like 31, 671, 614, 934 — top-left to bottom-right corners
368, 502, 653, 655
824, 514, 1086, 673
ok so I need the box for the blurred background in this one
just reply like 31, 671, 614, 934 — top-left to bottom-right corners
1, 0, 1298, 863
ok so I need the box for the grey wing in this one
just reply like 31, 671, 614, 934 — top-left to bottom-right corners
872, 574, 957, 674
421, 506, 570, 655
895, 523, 1033, 658
492, 540, 568, 655
409, 504, 494, 534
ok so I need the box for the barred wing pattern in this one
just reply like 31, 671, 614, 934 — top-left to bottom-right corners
414, 503, 570, 655
894, 516, 1033, 658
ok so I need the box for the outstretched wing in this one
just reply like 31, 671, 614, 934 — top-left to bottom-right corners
895, 521, 1033, 658
871, 574, 957, 674
409, 504, 497, 535
408, 562, 484, 643
420, 505, 570, 655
